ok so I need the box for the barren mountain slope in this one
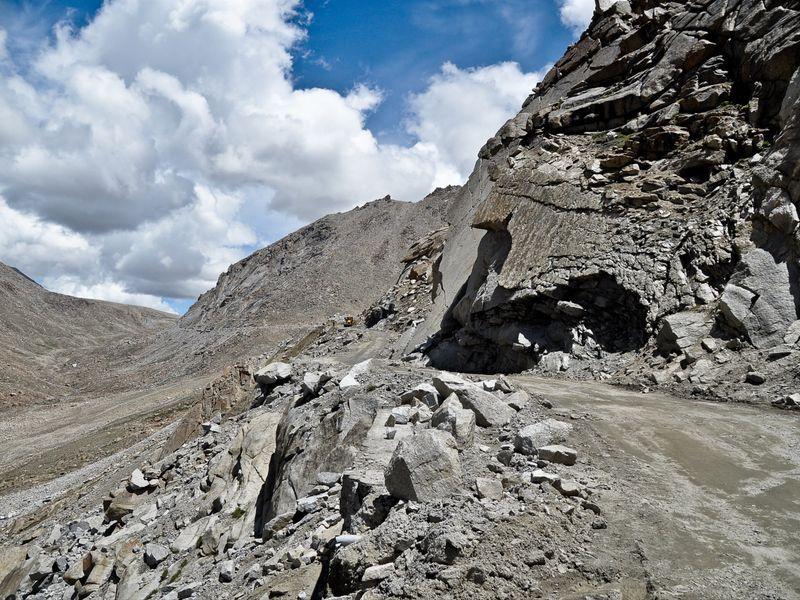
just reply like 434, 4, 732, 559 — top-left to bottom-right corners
0, 262, 176, 407
85, 190, 456, 390
417, 0, 800, 406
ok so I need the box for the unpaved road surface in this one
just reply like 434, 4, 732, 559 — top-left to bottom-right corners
515, 375, 800, 599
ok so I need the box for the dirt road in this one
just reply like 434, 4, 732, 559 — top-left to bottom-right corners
514, 375, 800, 599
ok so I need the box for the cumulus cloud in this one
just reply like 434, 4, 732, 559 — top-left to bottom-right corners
408, 62, 545, 180
0, 0, 544, 310
558, 0, 595, 33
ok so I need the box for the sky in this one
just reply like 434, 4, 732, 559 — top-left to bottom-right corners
0, 0, 595, 314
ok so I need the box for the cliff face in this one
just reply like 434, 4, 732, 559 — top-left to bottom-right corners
422, 0, 800, 398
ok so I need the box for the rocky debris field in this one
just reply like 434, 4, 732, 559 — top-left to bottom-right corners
0, 354, 621, 600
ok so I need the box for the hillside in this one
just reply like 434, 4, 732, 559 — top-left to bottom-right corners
0, 262, 176, 407
77, 190, 456, 392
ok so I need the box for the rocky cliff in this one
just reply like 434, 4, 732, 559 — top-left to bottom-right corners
419, 0, 800, 405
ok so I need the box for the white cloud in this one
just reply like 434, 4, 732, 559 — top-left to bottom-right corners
0, 0, 545, 308
44, 277, 177, 314
408, 62, 544, 180
558, 0, 595, 33
0, 28, 7, 61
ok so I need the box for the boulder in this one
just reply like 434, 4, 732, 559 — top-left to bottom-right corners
657, 311, 713, 354
400, 383, 440, 408
255, 362, 292, 386
719, 249, 797, 349
129, 469, 150, 492
514, 419, 573, 455
339, 359, 372, 390
537, 445, 578, 466
218, 560, 235, 583
503, 390, 530, 411
301, 371, 330, 396
384, 430, 463, 501
432, 372, 515, 427
430, 394, 475, 449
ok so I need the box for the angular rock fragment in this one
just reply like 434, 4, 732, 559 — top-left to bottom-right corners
430, 394, 475, 449
514, 419, 573, 455
384, 430, 462, 501
432, 372, 515, 427
537, 445, 578, 466
255, 362, 292, 385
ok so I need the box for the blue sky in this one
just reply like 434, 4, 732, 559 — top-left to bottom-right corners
0, 0, 588, 314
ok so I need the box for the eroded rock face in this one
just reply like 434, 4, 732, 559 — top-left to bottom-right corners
424, 0, 800, 379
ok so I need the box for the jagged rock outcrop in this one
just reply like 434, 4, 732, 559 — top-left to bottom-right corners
418, 0, 800, 399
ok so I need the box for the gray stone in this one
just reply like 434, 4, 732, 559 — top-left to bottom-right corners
657, 311, 713, 354
384, 430, 462, 501
255, 362, 292, 385
475, 477, 503, 500
362, 563, 395, 583
537, 445, 578, 466
143, 543, 169, 568
400, 383, 440, 408
317, 472, 341, 487
719, 249, 797, 349
432, 372, 515, 427
504, 390, 530, 411
218, 560, 235, 583
430, 394, 475, 449
514, 419, 573, 455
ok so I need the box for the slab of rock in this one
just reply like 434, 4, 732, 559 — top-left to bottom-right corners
432, 372, 515, 427
503, 390, 530, 411
400, 383, 440, 408
719, 249, 797, 349
430, 394, 475, 449
537, 445, 578, 466
657, 311, 713, 354
255, 362, 292, 385
384, 430, 462, 501
143, 543, 169, 568
514, 419, 573, 455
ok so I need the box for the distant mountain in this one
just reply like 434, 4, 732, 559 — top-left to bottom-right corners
0, 262, 176, 406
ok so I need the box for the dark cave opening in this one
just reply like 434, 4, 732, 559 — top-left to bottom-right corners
428, 272, 649, 374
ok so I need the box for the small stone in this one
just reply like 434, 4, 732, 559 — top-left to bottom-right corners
362, 563, 395, 583
701, 338, 717, 353
144, 543, 170, 568
745, 371, 766, 385
475, 477, 504, 500
219, 560, 235, 583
